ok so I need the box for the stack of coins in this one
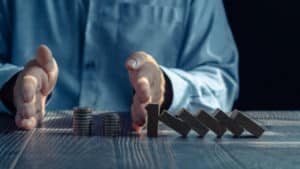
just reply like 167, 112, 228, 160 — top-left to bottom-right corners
73, 107, 93, 136
102, 113, 121, 137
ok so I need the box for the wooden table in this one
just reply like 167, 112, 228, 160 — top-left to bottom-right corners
0, 111, 299, 169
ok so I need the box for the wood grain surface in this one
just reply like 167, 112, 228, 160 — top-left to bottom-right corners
0, 111, 300, 169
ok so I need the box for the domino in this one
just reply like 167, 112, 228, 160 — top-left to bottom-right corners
196, 110, 226, 138
159, 110, 191, 137
176, 109, 209, 137
231, 110, 265, 138
213, 109, 244, 137
146, 104, 160, 137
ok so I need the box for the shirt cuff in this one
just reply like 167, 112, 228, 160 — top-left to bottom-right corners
160, 66, 192, 115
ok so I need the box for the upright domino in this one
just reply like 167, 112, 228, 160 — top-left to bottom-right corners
146, 104, 160, 137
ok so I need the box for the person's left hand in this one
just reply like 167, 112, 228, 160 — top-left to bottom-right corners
125, 52, 165, 132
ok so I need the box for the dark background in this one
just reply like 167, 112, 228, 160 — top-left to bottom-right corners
223, 0, 300, 110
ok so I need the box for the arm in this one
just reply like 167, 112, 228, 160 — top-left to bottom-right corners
161, 0, 239, 114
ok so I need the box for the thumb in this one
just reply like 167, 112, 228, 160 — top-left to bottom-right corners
35, 45, 58, 95
125, 52, 149, 71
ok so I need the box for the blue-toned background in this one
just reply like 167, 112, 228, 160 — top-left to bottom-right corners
224, 0, 300, 110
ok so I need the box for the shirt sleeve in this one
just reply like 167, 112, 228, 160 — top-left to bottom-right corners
0, 1, 23, 113
161, 0, 239, 114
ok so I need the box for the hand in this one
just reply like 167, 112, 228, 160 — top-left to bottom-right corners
125, 52, 165, 132
14, 45, 58, 129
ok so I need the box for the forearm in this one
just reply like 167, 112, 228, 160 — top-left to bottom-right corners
159, 0, 239, 114
160, 65, 239, 114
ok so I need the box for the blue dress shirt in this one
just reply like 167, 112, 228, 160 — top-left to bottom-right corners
0, 0, 239, 115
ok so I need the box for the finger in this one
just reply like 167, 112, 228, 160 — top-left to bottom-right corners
131, 94, 147, 126
23, 66, 49, 95
15, 114, 37, 130
135, 77, 151, 104
131, 103, 141, 126
20, 93, 46, 121
127, 63, 152, 86
35, 45, 58, 95
35, 94, 47, 122
21, 102, 36, 119
15, 113, 23, 128
132, 123, 143, 133
17, 90, 39, 129
125, 51, 149, 71
135, 63, 164, 104
22, 75, 38, 103
127, 74, 151, 104
21, 117, 38, 130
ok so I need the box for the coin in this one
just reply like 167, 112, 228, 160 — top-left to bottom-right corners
72, 107, 94, 136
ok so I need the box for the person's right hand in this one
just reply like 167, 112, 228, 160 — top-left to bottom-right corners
13, 45, 58, 129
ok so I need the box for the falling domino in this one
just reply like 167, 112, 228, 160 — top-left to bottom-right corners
231, 110, 265, 138
213, 109, 244, 137
176, 109, 209, 137
196, 110, 226, 138
159, 110, 191, 137
146, 106, 265, 138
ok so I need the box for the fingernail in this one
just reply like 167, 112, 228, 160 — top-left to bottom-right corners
127, 59, 137, 69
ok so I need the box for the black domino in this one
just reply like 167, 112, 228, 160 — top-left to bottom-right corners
176, 109, 209, 137
159, 110, 191, 137
231, 110, 265, 138
213, 109, 244, 137
146, 104, 160, 137
196, 110, 226, 138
